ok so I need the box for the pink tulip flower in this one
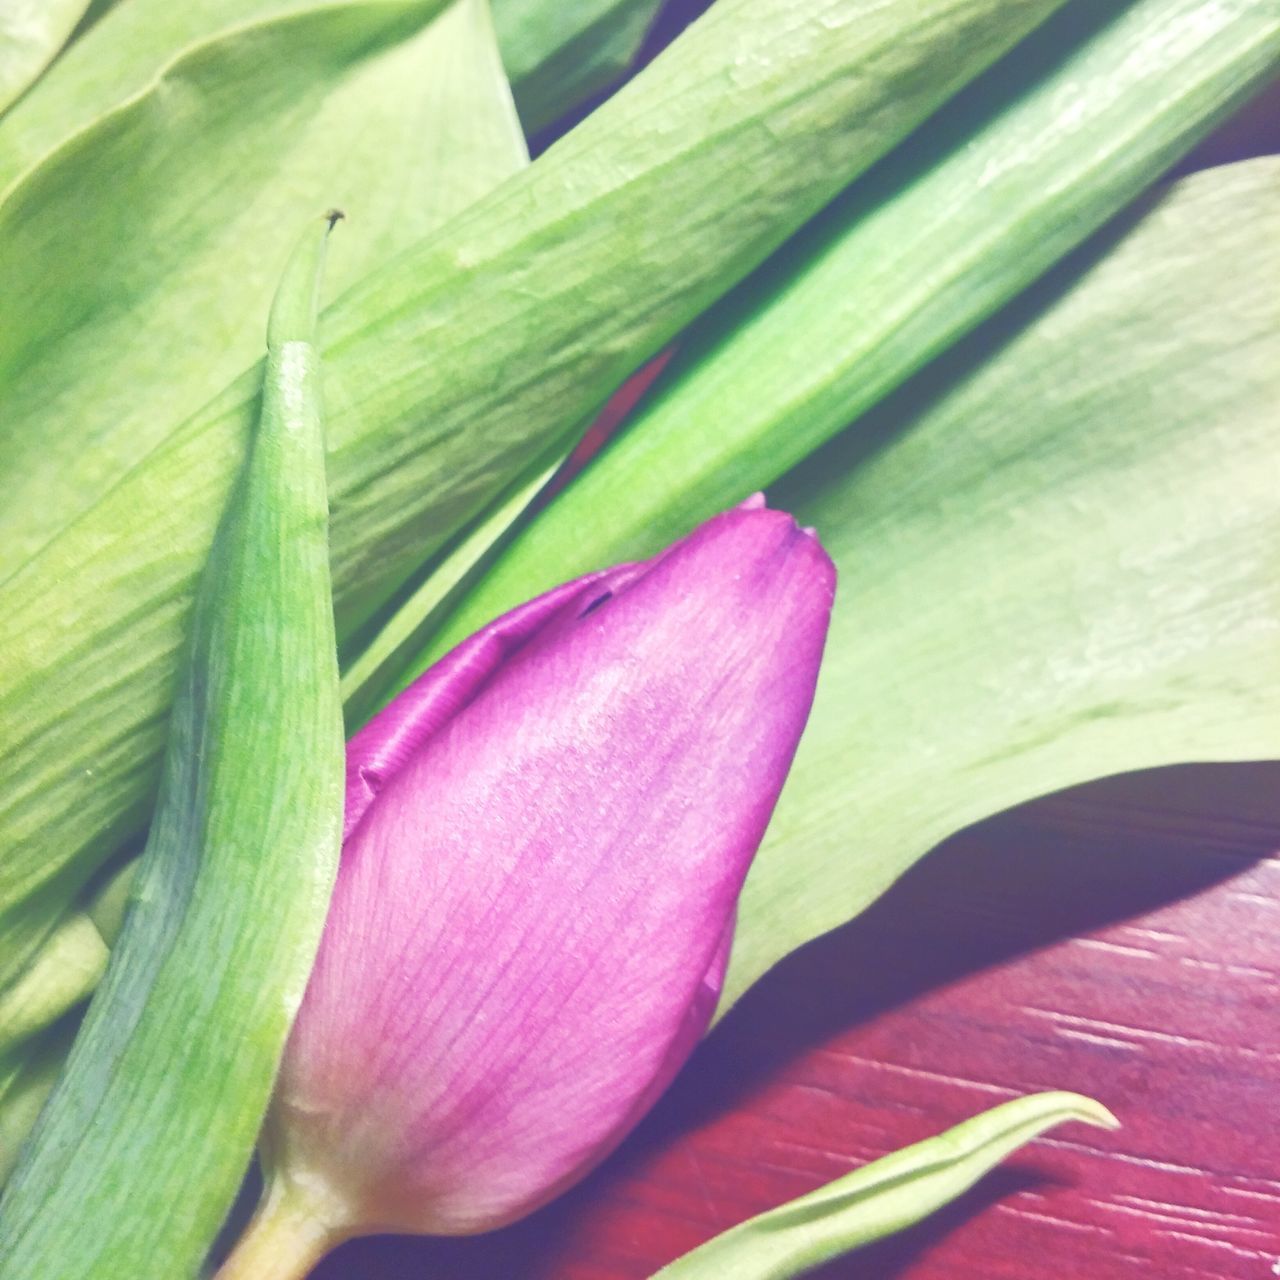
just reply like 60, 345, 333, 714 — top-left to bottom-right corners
217, 502, 834, 1279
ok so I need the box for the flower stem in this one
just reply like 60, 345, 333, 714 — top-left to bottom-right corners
214, 1178, 347, 1280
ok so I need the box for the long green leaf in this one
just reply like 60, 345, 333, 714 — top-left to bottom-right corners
413, 0, 1280, 677
653, 1093, 1117, 1279
0, 0, 1065, 991
0, 220, 345, 1279
0, 0, 525, 579
0, 0, 93, 115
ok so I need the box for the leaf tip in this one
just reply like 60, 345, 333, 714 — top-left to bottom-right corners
1054, 1091, 1120, 1133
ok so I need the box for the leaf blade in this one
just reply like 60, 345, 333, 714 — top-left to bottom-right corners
0, 220, 345, 1279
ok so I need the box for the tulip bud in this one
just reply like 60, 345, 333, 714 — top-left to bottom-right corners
217, 504, 834, 1278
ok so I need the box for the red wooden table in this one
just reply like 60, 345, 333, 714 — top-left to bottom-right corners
315, 8, 1280, 1274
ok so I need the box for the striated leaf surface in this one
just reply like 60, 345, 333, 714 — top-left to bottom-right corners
0, 0, 521, 577
420, 0, 1280, 666
0, 219, 345, 1280
0, 0, 1063, 990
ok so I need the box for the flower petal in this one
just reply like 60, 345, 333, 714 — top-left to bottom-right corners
277, 506, 834, 1235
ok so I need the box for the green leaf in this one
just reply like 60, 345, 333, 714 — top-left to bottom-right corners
729, 156, 1280, 1005
0, 1, 93, 115
0, 220, 345, 1278
0, 0, 409, 182
0, 0, 525, 579
0, 0, 1063, 991
492, 0, 664, 134
412, 0, 1280, 680
652, 1093, 1117, 1279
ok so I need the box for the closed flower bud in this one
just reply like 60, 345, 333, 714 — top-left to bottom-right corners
218, 503, 834, 1278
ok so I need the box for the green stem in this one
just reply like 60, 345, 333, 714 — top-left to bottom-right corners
214, 1178, 347, 1280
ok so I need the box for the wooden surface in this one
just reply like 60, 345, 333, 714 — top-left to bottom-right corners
320, 766, 1280, 1279
315, 8, 1280, 1277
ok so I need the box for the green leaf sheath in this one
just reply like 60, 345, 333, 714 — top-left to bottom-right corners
417, 0, 1280, 676
0, 0, 1064, 993
652, 1093, 1117, 1279
0, 221, 345, 1279
0, 0, 523, 580
0, 1, 93, 116
491, 0, 664, 134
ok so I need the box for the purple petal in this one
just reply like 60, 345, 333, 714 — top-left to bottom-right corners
344, 566, 631, 838
275, 506, 835, 1235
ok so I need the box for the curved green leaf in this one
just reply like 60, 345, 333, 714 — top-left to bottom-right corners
0, 0, 400, 182
0, 219, 345, 1279
0, 0, 1063, 991
653, 1093, 1117, 1279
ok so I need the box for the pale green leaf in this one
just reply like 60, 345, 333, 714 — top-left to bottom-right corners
653, 1093, 1117, 1279
0, 0, 407, 182
728, 157, 1280, 1004
0, 0, 524, 579
0, 220, 345, 1279
0, 0, 93, 116
415, 0, 1280, 677
0, 0, 1061, 991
